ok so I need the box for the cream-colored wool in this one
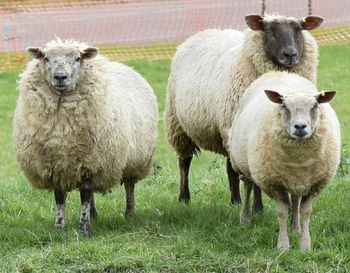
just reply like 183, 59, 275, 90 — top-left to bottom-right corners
228, 72, 341, 250
229, 72, 340, 196
13, 40, 158, 193
165, 21, 318, 157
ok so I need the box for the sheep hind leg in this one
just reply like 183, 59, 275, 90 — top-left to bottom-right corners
178, 155, 193, 203
79, 185, 92, 237
54, 188, 66, 230
165, 91, 198, 204
252, 183, 264, 213
226, 158, 241, 205
291, 194, 301, 235
300, 195, 313, 252
240, 179, 253, 224
90, 192, 98, 218
124, 181, 135, 216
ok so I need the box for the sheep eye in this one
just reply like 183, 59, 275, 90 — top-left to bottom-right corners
44, 57, 49, 62
75, 57, 81, 62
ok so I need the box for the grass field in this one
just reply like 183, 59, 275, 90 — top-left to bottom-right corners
0, 45, 349, 272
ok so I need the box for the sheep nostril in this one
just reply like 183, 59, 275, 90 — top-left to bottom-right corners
283, 51, 297, 59
54, 75, 68, 81
294, 123, 307, 130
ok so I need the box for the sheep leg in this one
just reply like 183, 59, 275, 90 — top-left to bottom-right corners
300, 195, 313, 252
226, 158, 241, 205
90, 192, 98, 218
124, 181, 135, 216
291, 194, 301, 235
79, 186, 92, 236
178, 155, 192, 203
240, 179, 253, 224
276, 199, 290, 252
54, 188, 66, 230
252, 184, 264, 213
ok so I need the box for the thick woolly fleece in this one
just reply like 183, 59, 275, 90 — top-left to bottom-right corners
165, 24, 318, 157
229, 72, 341, 199
13, 40, 158, 192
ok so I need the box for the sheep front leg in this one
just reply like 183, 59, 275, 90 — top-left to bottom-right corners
124, 181, 135, 216
291, 194, 301, 235
79, 186, 92, 236
276, 199, 290, 251
240, 179, 253, 224
178, 156, 192, 203
54, 188, 66, 230
300, 195, 313, 252
226, 158, 241, 205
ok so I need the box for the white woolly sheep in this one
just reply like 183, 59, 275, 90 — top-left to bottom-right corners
13, 39, 158, 236
228, 72, 341, 252
165, 14, 324, 211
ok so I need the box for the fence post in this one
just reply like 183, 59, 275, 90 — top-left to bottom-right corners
308, 0, 312, 15
261, 0, 266, 16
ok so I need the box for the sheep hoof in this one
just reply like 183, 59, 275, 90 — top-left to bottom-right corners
178, 195, 190, 204
292, 226, 301, 236
240, 212, 252, 225
252, 202, 263, 213
124, 209, 134, 217
80, 222, 92, 237
300, 244, 311, 253
54, 223, 66, 231
300, 239, 311, 252
230, 196, 241, 206
278, 242, 290, 252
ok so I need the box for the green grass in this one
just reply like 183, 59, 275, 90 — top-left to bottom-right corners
0, 45, 350, 272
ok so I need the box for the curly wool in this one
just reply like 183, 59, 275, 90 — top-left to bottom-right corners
165, 23, 318, 156
13, 40, 158, 192
228, 72, 341, 198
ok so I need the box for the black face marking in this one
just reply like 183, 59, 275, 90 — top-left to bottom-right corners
310, 103, 318, 121
264, 21, 304, 68
282, 104, 291, 121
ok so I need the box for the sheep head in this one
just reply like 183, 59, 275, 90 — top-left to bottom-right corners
264, 90, 336, 140
245, 14, 323, 68
26, 45, 99, 93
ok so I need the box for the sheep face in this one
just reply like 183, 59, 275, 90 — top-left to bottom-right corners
265, 90, 336, 140
245, 15, 323, 68
26, 46, 99, 93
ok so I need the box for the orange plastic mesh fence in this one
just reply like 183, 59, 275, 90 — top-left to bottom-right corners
0, 0, 349, 71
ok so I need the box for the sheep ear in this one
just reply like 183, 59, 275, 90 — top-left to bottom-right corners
316, 90, 336, 103
82, 47, 99, 60
265, 90, 284, 104
245, 15, 264, 31
26, 47, 44, 59
300, 16, 324, 30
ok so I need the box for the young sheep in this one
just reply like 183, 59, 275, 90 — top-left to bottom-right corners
165, 14, 324, 211
229, 72, 341, 252
13, 39, 158, 236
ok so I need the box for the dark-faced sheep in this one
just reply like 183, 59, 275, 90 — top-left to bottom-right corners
165, 14, 323, 211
